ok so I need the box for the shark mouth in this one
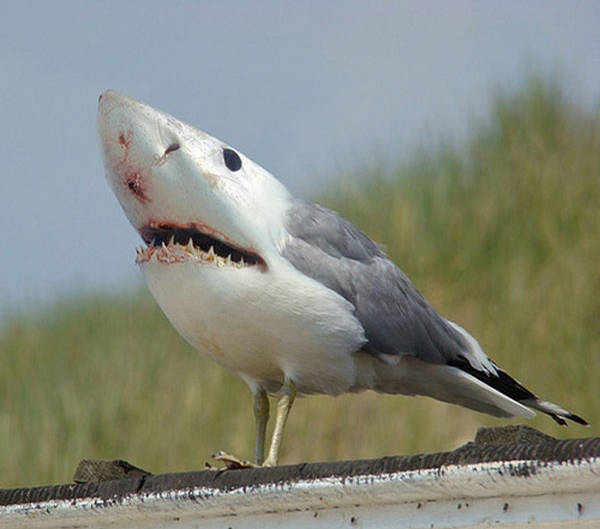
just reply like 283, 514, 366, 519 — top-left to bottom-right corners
136, 223, 265, 269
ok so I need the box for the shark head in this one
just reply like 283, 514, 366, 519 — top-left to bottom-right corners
96, 90, 366, 398
98, 90, 291, 270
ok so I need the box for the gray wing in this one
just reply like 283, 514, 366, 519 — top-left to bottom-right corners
282, 199, 468, 364
282, 200, 590, 427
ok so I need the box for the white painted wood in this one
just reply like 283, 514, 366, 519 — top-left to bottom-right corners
2, 457, 599, 528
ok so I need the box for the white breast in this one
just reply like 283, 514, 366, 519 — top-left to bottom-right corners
140, 256, 367, 396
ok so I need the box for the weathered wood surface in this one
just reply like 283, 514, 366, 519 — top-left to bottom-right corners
1, 426, 599, 528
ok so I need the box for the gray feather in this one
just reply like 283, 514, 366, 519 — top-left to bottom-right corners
281, 200, 589, 426
282, 199, 468, 365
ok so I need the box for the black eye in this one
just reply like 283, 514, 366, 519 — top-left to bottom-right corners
223, 148, 242, 171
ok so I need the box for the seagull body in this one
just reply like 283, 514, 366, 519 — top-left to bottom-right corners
97, 91, 586, 466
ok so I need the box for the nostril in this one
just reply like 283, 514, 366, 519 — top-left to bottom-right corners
153, 142, 181, 168
164, 142, 180, 155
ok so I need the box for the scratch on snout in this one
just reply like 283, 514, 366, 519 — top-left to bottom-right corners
153, 153, 169, 167
124, 171, 151, 204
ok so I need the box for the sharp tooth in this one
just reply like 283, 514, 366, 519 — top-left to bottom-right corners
151, 238, 156, 247
239, 257, 245, 266
207, 246, 215, 259
169, 234, 175, 246
161, 241, 169, 254
186, 238, 194, 252
226, 254, 232, 263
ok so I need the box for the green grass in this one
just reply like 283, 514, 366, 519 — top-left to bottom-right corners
1, 77, 599, 488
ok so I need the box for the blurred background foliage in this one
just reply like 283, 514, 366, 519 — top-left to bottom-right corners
1, 77, 598, 487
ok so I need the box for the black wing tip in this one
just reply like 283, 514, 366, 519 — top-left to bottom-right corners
448, 359, 590, 427
550, 412, 589, 427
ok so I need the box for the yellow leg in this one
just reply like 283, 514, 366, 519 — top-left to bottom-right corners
262, 380, 296, 467
253, 388, 269, 465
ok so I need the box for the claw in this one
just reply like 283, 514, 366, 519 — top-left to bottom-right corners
211, 450, 258, 470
